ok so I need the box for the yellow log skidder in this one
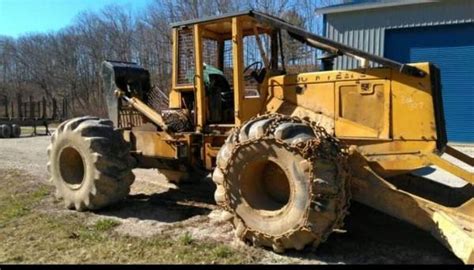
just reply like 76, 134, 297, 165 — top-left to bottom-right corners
46, 11, 473, 263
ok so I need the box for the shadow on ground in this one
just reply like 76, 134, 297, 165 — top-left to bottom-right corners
99, 176, 216, 223
97, 175, 462, 264
278, 202, 462, 264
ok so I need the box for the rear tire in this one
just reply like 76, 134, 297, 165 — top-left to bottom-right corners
47, 116, 135, 211
213, 114, 350, 252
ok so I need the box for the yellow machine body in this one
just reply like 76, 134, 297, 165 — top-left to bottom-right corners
112, 12, 473, 263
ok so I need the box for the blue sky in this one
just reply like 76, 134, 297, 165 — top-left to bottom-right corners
0, 0, 153, 38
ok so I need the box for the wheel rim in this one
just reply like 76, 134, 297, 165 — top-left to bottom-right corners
240, 158, 291, 212
59, 146, 85, 189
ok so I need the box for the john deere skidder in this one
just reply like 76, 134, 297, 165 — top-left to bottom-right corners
47, 11, 473, 263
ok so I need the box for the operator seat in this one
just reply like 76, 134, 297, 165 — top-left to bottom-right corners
205, 64, 234, 123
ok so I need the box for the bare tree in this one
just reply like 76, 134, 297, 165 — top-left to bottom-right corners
0, 0, 342, 118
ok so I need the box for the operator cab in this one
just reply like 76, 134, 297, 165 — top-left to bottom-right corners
169, 11, 288, 130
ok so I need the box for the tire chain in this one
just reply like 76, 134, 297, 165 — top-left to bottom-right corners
219, 113, 352, 249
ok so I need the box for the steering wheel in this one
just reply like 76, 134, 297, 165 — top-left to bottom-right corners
243, 61, 264, 81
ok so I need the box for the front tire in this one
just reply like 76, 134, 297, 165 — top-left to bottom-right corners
213, 114, 350, 252
47, 116, 135, 211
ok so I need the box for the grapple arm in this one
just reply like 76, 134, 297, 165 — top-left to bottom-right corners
100, 60, 152, 126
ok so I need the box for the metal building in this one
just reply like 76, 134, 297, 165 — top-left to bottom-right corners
318, 0, 474, 143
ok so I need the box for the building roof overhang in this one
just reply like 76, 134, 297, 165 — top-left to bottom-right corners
316, 0, 437, 15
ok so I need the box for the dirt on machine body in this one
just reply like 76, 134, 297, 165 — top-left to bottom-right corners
46, 10, 473, 264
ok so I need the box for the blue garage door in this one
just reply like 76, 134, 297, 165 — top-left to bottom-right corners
385, 24, 474, 143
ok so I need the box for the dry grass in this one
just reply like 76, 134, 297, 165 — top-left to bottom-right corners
0, 169, 262, 264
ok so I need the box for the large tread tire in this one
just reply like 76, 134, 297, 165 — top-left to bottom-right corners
212, 114, 350, 252
47, 116, 135, 211
0, 124, 11, 138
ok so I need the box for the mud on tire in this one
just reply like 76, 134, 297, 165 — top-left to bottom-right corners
212, 114, 350, 252
47, 116, 135, 211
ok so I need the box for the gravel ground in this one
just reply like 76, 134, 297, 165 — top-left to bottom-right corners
0, 129, 470, 264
